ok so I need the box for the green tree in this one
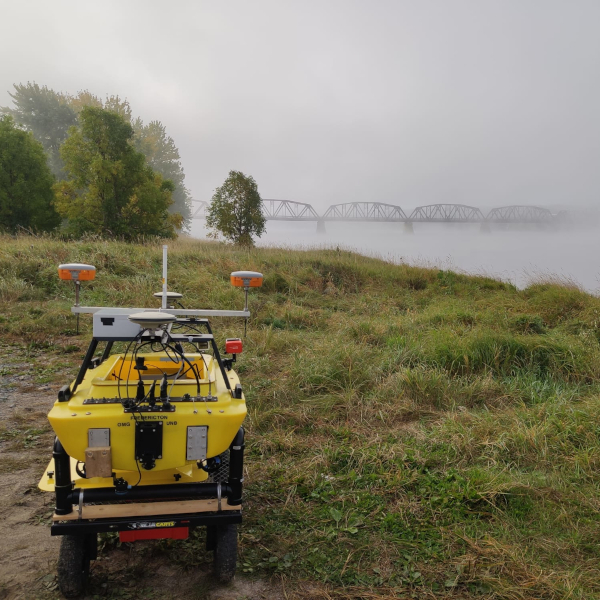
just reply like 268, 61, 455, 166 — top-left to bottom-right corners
69, 94, 192, 228
206, 170, 266, 246
3, 83, 192, 229
0, 115, 60, 232
70, 91, 132, 123
133, 119, 192, 228
1, 83, 77, 178
55, 106, 181, 239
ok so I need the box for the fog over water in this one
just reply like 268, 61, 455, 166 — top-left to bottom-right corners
2, 0, 599, 287
191, 219, 600, 293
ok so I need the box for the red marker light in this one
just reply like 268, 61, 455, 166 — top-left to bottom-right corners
225, 338, 243, 354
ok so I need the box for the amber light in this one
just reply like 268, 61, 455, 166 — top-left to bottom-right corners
230, 271, 263, 288
58, 263, 96, 281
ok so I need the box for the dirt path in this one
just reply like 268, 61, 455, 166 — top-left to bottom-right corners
0, 352, 287, 600
0, 358, 60, 600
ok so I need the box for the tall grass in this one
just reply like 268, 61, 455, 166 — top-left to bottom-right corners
2, 233, 600, 598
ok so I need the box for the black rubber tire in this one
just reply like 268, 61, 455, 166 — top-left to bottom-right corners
213, 523, 237, 583
57, 534, 93, 598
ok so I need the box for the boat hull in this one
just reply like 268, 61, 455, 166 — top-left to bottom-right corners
47, 352, 246, 473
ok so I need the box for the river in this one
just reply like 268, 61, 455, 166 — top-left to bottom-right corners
190, 220, 600, 294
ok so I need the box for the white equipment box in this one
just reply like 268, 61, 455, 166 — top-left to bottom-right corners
93, 309, 142, 340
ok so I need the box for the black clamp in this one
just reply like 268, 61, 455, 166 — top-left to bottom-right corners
57, 385, 71, 403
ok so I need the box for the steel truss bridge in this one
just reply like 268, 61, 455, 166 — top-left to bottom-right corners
409, 204, 485, 222
322, 202, 407, 221
191, 200, 210, 219
486, 205, 554, 224
261, 199, 319, 220
191, 200, 558, 225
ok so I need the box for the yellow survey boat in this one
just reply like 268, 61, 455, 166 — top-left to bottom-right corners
39, 255, 262, 597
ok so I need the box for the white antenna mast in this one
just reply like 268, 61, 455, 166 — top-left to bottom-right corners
162, 245, 168, 310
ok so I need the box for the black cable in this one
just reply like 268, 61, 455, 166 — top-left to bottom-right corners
134, 340, 183, 380
117, 330, 155, 411
124, 334, 172, 408
163, 342, 201, 395
200, 354, 211, 396
134, 459, 142, 486
127, 408, 144, 487
75, 461, 87, 479
163, 343, 181, 365
117, 338, 137, 402
116, 330, 168, 488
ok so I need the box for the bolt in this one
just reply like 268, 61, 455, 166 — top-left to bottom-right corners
71, 413, 77, 416
206, 409, 212, 414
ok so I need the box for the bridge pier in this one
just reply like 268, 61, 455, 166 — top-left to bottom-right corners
404, 221, 414, 234
316, 220, 326, 234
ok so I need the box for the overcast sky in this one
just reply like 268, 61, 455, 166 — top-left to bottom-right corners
2, 0, 599, 211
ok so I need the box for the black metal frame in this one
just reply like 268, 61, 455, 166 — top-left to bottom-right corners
64, 318, 233, 399
52, 510, 242, 536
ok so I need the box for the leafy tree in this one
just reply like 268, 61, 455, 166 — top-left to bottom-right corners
1, 83, 77, 178
133, 119, 192, 228
3, 83, 192, 229
68, 93, 191, 229
70, 91, 132, 123
206, 170, 266, 246
55, 107, 181, 239
0, 115, 60, 232
68, 89, 103, 113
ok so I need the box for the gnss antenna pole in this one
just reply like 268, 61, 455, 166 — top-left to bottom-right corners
75, 281, 81, 334
162, 245, 168, 310
230, 271, 263, 338
58, 263, 96, 336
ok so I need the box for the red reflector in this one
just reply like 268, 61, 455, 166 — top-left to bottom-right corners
225, 338, 243, 354
119, 527, 188, 542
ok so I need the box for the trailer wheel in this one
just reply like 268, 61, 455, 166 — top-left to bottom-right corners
213, 524, 237, 583
57, 534, 95, 597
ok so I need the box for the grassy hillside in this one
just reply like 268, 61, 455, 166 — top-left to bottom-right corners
2, 234, 600, 599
